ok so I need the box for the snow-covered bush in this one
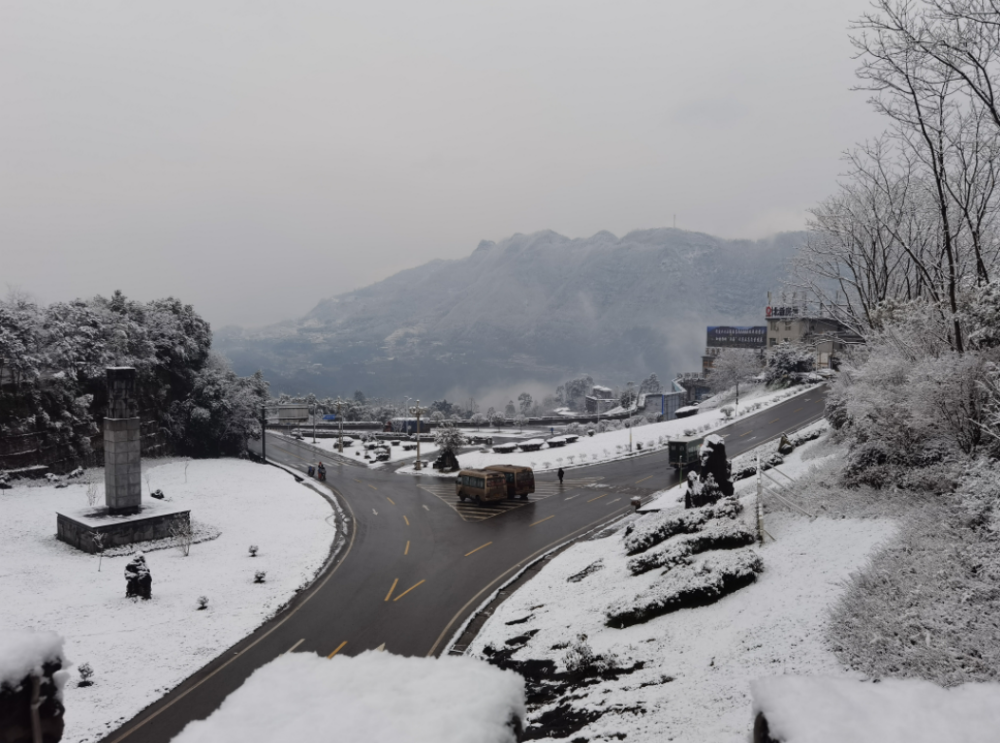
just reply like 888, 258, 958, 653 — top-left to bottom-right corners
606, 550, 763, 628
763, 342, 815, 387
254, 570, 266, 584
197, 596, 209, 610
622, 498, 742, 556
561, 634, 619, 677
77, 662, 94, 687
248, 545, 258, 557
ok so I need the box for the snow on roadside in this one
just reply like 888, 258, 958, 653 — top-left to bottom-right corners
399, 384, 824, 476
0, 459, 339, 743
171, 651, 526, 743
463, 426, 895, 742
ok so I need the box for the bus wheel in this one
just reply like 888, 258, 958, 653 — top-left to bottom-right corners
458, 493, 465, 502
475, 495, 483, 507
521, 493, 529, 500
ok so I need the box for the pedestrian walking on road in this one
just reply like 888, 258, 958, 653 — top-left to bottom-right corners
558, 467, 564, 485
317, 462, 326, 482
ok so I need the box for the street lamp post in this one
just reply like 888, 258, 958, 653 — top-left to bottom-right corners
311, 405, 317, 444
409, 400, 428, 470
333, 397, 347, 453
627, 381, 635, 452
260, 405, 267, 461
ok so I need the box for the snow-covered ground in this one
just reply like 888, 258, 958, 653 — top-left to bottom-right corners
752, 675, 1000, 743
0, 459, 340, 743
400, 384, 823, 476
172, 651, 526, 743
461, 431, 897, 742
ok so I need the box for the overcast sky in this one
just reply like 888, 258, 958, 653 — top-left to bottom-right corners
2, 1, 882, 328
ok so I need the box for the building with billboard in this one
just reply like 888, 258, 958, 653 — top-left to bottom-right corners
701, 326, 767, 373
763, 292, 862, 368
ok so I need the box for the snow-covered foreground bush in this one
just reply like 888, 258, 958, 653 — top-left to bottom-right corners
751, 675, 1000, 743
0, 459, 339, 743
0, 630, 69, 742
172, 651, 526, 743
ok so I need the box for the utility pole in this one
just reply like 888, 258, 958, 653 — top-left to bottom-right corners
627, 381, 635, 452
311, 405, 317, 444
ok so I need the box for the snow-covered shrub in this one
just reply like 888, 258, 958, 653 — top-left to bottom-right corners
622, 498, 742, 556
248, 545, 258, 557
627, 521, 757, 576
561, 634, 620, 677
763, 342, 814, 387
606, 550, 763, 628
254, 570, 266, 584
720, 405, 734, 420
170, 520, 193, 556
197, 596, 209, 610
77, 662, 94, 687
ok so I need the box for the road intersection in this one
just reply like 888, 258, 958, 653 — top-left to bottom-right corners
103, 387, 826, 743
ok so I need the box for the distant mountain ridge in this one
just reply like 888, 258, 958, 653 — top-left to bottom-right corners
214, 228, 804, 399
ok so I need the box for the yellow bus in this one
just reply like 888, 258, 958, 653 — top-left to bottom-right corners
456, 469, 508, 506
484, 465, 535, 500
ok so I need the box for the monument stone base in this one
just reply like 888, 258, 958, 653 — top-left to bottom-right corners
56, 503, 191, 554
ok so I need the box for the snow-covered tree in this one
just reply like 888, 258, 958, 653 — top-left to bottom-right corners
518, 392, 533, 414
763, 343, 814, 387
709, 349, 763, 393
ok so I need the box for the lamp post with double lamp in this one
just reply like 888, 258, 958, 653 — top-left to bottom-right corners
332, 397, 347, 453
409, 400, 429, 470
627, 381, 635, 452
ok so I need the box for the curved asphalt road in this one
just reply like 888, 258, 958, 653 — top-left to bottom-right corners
102, 387, 826, 743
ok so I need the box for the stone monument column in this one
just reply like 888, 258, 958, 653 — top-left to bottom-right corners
104, 367, 141, 515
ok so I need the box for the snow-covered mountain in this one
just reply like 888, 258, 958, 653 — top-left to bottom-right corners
214, 228, 804, 398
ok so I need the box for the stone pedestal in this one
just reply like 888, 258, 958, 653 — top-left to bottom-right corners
104, 417, 141, 514
56, 504, 191, 554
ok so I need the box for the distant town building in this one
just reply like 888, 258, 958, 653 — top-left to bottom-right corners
701, 326, 767, 374
764, 292, 862, 368
585, 385, 617, 414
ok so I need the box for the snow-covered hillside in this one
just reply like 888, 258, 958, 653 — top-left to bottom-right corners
215, 228, 804, 397
456, 432, 897, 741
